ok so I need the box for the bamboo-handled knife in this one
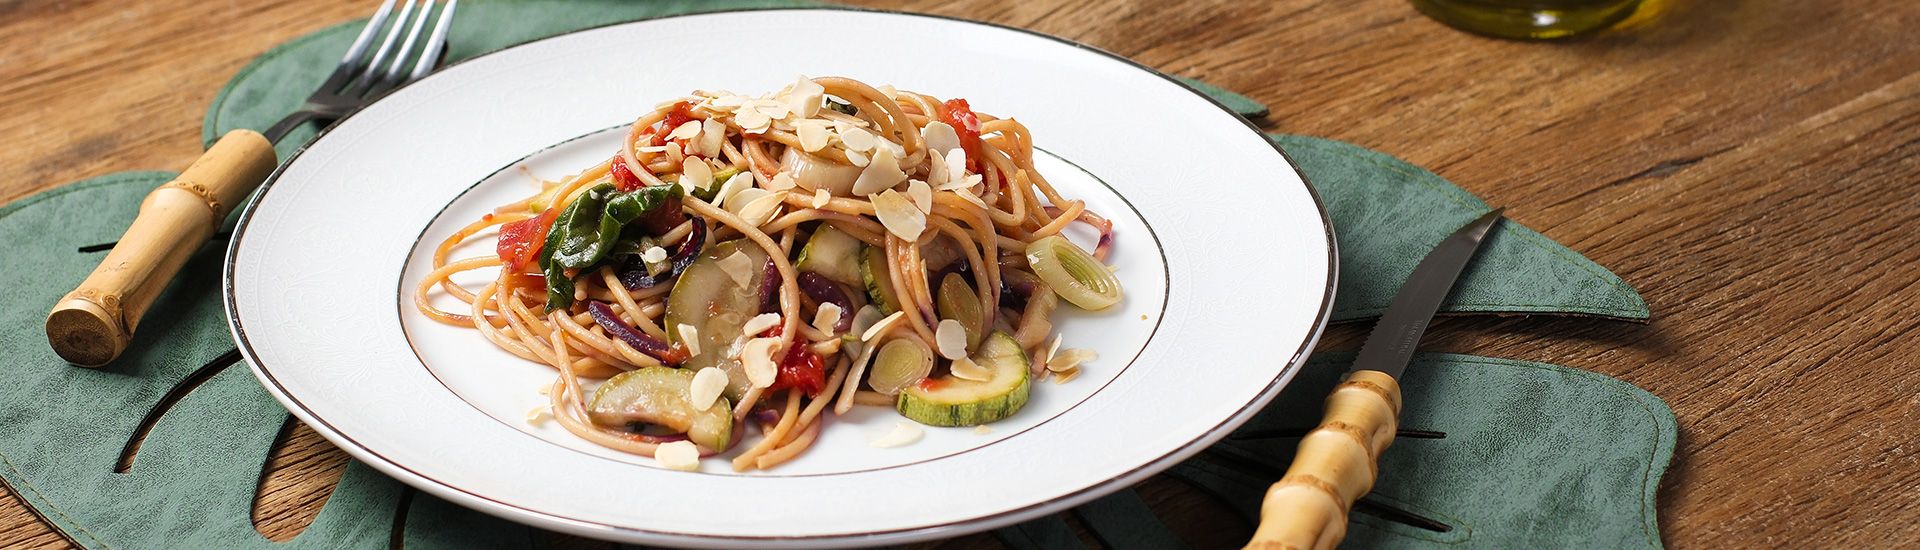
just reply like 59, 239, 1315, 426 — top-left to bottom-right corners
1246, 208, 1504, 550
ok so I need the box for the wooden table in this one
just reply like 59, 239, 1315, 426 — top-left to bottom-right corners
3, 0, 1916, 547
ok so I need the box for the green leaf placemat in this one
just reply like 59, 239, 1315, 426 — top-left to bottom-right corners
0, 3, 1667, 548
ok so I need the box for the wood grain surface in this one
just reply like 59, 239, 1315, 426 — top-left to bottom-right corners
3, 0, 1916, 548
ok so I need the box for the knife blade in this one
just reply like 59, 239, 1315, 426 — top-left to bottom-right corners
1245, 208, 1504, 550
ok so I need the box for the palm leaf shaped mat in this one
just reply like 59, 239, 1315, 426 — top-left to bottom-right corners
0, 3, 1669, 548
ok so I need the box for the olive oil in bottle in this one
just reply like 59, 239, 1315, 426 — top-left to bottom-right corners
1409, 0, 1646, 40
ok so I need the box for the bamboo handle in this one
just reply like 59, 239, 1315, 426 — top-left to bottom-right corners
45, 130, 276, 366
1245, 370, 1403, 550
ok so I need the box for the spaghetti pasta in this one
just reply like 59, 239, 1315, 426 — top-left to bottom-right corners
415, 77, 1122, 471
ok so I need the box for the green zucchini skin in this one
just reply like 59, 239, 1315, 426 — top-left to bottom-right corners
896, 331, 1031, 427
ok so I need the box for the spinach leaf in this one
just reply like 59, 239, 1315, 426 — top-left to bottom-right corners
549, 183, 618, 269
540, 183, 686, 311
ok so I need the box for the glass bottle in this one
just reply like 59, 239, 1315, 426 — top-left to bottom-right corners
1409, 0, 1647, 40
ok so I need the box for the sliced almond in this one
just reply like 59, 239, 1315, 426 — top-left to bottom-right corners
852, 149, 905, 196
935, 319, 968, 360
926, 148, 951, 188
736, 109, 772, 134
688, 367, 728, 411
641, 246, 669, 264
861, 310, 906, 342
736, 191, 786, 228
717, 249, 756, 289
1043, 334, 1063, 366
868, 420, 924, 448
810, 187, 832, 208
525, 405, 551, 426
698, 118, 727, 157
845, 149, 870, 167
767, 170, 797, 192
945, 149, 968, 185
813, 302, 845, 335
1048, 348, 1097, 373
636, 144, 670, 154
680, 157, 714, 192
667, 120, 703, 141
872, 189, 926, 241
654, 440, 701, 471
949, 356, 991, 382
789, 76, 826, 118
877, 84, 899, 99
838, 127, 877, 152
972, 425, 993, 435
741, 337, 781, 388
725, 187, 770, 216
920, 121, 961, 156
710, 170, 755, 208
1050, 366, 1082, 384
906, 179, 933, 213
742, 313, 781, 337
949, 188, 989, 209
678, 324, 702, 356
795, 120, 832, 152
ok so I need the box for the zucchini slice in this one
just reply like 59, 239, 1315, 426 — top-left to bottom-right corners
795, 225, 865, 287
860, 245, 903, 314
588, 367, 733, 451
896, 331, 1031, 427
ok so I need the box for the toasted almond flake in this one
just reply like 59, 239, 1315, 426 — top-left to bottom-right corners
736, 110, 772, 133
876, 138, 906, 160
767, 171, 798, 192
944, 149, 968, 185
755, 101, 791, 121
736, 192, 786, 228
950, 188, 989, 209
972, 425, 993, 435
741, 337, 781, 388
810, 187, 832, 208
838, 127, 877, 152
657, 98, 689, 110
789, 77, 826, 118
877, 84, 899, 99
725, 187, 770, 215
795, 120, 832, 152
1044, 334, 1063, 366
921, 121, 961, 156
636, 144, 670, 154
655, 440, 701, 471
926, 148, 951, 188
868, 420, 924, 448
641, 246, 670, 264
872, 189, 926, 241
667, 120, 703, 141
951, 356, 993, 382
852, 149, 905, 196
861, 310, 906, 342
711, 94, 747, 108
664, 142, 685, 165
830, 119, 863, 135
850, 305, 885, 336
906, 179, 933, 212
711, 170, 755, 207
681, 158, 714, 192
678, 324, 702, 356
525, 406, 551, 426
689, 367, 728, 411
698, 118, 727, 157
935, 319, 969, 360
717, 250, 756, 289
1050, 366, 1082, 384
813, 302, 845, 335
742, 313, 781, 337
1048, 348, 1097, 373
844, 149, 870, 167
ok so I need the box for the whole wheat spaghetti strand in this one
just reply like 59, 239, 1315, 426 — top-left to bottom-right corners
732, 390, 802, 471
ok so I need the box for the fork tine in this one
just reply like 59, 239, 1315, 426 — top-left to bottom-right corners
313, 0, 400, 95
340, 0, 420, 95
377, 0, 438, 86
410, 0, 458, 81
338, 0, 399, 67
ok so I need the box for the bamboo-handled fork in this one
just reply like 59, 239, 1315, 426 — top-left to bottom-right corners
45, 0, 459, 366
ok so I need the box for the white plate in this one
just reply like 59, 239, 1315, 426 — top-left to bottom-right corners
226, 8, 1334, 548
